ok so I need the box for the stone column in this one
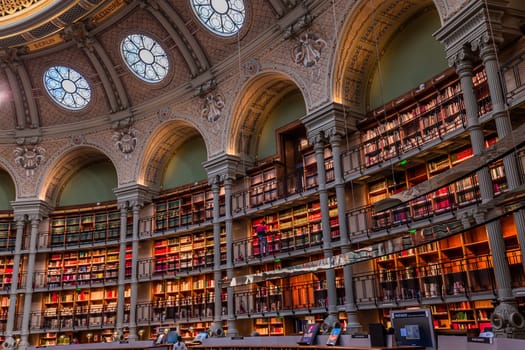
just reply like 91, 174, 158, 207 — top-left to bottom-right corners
312, 133, 338, 331
477, 36, 525, 338
127, 203, 141, 341
479, 39, 525, 272
329, 132, 360, 333
18, 216, 40, 350
116, 202, 129, 338
455, 50, 513, 299
210, 177, 224, 336
224, 176, 238, 336
3, 216, 25, 348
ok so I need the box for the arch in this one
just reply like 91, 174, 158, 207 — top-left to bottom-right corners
138, 119, 208, 191
227, 71, 306, 163
331, 0, 442, 113
38, 145, 118, 208
0, 162, 18, 209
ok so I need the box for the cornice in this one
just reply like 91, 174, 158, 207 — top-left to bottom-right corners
301, 102, 357, 140
203, 153, 244, 183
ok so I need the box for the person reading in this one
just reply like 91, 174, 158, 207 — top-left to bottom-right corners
255, 220, 268, 256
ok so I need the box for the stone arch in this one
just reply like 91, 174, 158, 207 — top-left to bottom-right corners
331, 0, 443, 114
138, 118, 208, 191
0, 160, 19, 202
227, 71, 306, 164
38, 145, 118, 208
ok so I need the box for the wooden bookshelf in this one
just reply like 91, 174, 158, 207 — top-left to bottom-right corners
0, 221, 16, 252
249, 163, 279, 206
154, 182, 218, 231
153, 229, 224, 275
0, 256, 13, 291
46, 248, 122, 288
251, 198, 338, 257
40, 285, 129, 345
302, 146, 334, 190
373, 221, 516, 331
152, 273, 216, 322
361, 67, 491, 168
49, 206, 127, 247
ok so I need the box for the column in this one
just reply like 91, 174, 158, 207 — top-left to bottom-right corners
210, 177, 224, 336
478, 37, 525, 336
455, 50, 513, 299
329, 132, 360, 333
480, 39, 525, 272
312, 133, 338, 330
3, 216, 25, 348
116, 202, 129, 338
19, 216, 39, 350
224, 176, 238, 336
127, 203, 141, 341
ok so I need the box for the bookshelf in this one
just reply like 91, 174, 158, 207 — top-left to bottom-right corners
40, 286, 129, 345
0, 220, 16, 252
46, 248, 122, 288
373, 221, 516, 331
249, 162, 279, 206
251, 197, 338, 257
254, 317, 289, 336
153, 229, 224, 275
0, 256, 13, 291
302, 146, 334, 190
152, 274, 216, 322
154, 182, 218, 231
361, 67, 490, 168
49, 207, 127, 247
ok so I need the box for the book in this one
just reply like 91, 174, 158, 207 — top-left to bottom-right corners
326, 327, 341, 346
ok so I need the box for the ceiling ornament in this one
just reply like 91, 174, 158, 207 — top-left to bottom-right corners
14, 143, 46, 177
242, 58, 260, 76
292, 32, 326, 68
201, 93, 224, 122
71, 134, 84, 145
113, 128, 138, 160
0, 0, 41, 17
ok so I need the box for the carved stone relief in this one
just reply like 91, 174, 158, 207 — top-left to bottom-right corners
201, 93, 225, 123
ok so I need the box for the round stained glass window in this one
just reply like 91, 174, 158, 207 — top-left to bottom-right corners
121, 34, 169, 83
43, 66, 91, 110
191, 0, 246, 37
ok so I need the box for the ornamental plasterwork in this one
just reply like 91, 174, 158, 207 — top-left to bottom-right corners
14, 144, 46, 176
292, 32, 327, 68
0, 0, 41, 17
201, 93, 225, 122
113, 128, 138, 159
242, 58, 260, 76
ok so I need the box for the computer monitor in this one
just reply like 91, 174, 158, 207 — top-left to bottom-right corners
390, 308, 437, 350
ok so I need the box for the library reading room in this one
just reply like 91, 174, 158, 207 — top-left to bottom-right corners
0, 0, 524, 349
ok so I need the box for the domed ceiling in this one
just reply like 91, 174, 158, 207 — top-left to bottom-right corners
0, 0, 122, 52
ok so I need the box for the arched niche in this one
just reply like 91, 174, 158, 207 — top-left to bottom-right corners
0, 170, 15, 211
57, 160, 117, 207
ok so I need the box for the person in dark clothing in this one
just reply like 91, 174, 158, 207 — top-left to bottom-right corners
255, 220, 268, 256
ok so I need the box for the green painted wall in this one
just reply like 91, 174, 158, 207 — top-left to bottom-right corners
369, 9, 447, 109
58, 161, 117, 206
163, 137, 207, 189
0, 170, 15, 210
258, 92, 306, 159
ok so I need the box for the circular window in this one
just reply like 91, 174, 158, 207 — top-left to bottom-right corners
121, 34, 169, 83
43, 66, 91, 110
191, 0, 246, 37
